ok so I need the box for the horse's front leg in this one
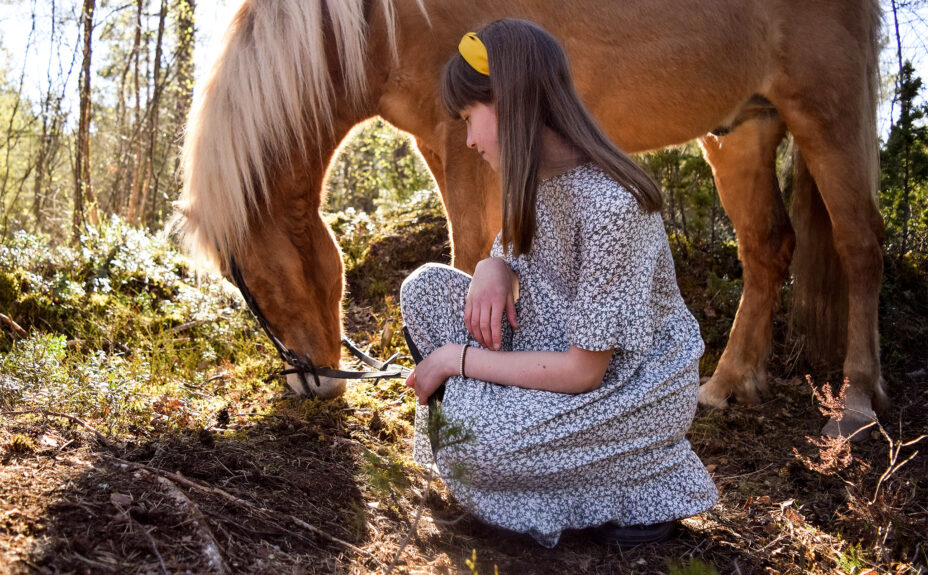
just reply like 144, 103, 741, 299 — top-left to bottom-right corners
416, 122, 501, 273
698, 115, 794, 407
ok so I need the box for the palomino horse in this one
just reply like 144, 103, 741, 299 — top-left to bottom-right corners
174, 0, 886, 437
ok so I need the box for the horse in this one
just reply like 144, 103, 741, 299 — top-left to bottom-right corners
173, 0, 886, 438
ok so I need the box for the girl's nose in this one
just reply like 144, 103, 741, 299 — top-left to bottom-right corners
466, 127, 476, 149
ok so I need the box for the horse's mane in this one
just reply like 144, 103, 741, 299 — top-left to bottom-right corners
172, 0, 427, 271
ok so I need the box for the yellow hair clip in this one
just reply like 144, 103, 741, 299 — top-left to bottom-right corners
459, 32, 489, 76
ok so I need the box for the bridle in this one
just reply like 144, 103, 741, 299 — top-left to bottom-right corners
228, 258, 411, 396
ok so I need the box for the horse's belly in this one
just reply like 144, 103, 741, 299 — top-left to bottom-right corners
390, 0, 776, 152
538, 0, 774, 150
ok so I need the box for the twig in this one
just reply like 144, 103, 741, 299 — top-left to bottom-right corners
37, 438, 75, 473
139, 522, 169, 575
384, 471, 434, 575
119, 508, 168, 575
428, 512, 469, 526
203, 509, 286, 538
71, 552, 113, 569
681, 536, 709, 559
1, 409, 116, 451
155, 475, 228, 575
870, 425, 927, 504
718, 463, 776, 481
169, 319, 208, 333
103, 455, 380, 565
0, 313, 26, 338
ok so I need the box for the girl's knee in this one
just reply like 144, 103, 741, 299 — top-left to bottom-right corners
401, 263, 467, 315
402, 263, 446, 319
402, 263, 450, 295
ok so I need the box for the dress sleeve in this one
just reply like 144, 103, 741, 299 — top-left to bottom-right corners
489, 230, 504, 258
567, 188, 661, 352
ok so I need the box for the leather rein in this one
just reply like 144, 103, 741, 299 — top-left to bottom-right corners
228, 258, 411, 396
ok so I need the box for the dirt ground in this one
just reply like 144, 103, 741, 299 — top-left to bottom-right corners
1, 357, 926, 574
1, 225, 926, 573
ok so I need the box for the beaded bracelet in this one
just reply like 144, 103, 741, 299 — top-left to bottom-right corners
459, 343, 470, 378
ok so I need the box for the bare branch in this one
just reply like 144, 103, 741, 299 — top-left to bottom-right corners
0, 313, 27, 338
155, 475, 229, 575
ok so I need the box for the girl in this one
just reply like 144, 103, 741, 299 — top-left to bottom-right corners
400, 19, 717, 548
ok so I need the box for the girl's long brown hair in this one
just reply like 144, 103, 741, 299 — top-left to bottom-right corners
440, 19, 662, 255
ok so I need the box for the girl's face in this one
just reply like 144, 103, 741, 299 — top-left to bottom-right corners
462, 102, 499, 172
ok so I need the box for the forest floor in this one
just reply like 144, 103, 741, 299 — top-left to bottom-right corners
0, 200, 926, 574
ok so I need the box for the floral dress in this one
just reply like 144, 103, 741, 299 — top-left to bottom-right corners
400, 162, 717, 547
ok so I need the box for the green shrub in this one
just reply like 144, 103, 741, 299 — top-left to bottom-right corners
0, 217, 275, 433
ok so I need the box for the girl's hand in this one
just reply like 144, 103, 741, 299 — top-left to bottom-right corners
405, 343, 460, 405
465, 257, 519, 350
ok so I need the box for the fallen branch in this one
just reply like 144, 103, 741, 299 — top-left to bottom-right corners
384, 470, 433, 575
2, 409, 117, 451
155, 475, 228, 575
71, 552, 115, 569
0, 313, 27, 338
103, 455, 380, 566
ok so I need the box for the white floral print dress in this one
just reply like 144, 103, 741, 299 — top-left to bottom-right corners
400, 162, 717, 547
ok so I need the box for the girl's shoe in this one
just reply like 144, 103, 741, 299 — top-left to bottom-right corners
590, 520, 676, 549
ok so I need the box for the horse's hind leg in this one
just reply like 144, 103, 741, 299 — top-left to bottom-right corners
698, 115, 794, 407
771, 95, 887, 438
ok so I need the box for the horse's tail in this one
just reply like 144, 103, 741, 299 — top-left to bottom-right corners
788, 0, 882, 365
171, 0, 425, 271
789, 150, 848, 364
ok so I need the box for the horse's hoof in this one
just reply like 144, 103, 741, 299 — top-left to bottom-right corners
733, 385, 762, 406
821, 409, 877, 443
698, 382, 730, 410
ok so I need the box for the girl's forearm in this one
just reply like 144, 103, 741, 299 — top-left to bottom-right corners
460, 345, 612, 394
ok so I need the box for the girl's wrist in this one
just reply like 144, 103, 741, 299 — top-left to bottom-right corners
442, 343, 463, 379
459, 343, 470, 378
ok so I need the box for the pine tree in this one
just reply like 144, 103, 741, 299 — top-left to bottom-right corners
880, 61, 928, 257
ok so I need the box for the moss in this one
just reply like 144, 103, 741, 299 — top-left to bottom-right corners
667, 558, 721, 575
340, 193, 451, 311
8, 434, 36, 454
361, 446, 409, 500
0, 270, 20, 307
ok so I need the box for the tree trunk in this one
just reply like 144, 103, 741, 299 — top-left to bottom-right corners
137, 0, 169, 226
173, 0, 196, 125
164, 0, 196, 220
73, 0, 96, 243
126, 0, 145, 222
112, 0, 141, 216
33, 0, 70, 235
891, 0, 912, 259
